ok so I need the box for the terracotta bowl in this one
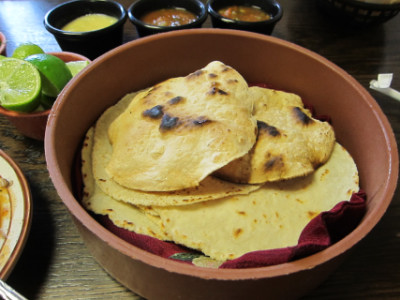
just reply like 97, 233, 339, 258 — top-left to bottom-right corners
0, 32, 6, 56
45, 29, 398, 299
0, 51, 89, 141
0, 150, 32, 279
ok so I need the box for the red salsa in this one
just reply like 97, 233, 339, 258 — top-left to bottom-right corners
218, 5, 271, 22
141, 8, 197, 27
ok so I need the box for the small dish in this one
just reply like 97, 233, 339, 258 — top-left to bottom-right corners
44, 0, 127, 60
0, 150, 32, 280
128, 0, 207, 37
208, 0, 283, 35
0, 51, 90, 141
0, 32, 6, 56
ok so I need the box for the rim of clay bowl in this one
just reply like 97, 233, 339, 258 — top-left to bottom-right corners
45, 28, 399, 280
0, 150, 32, 280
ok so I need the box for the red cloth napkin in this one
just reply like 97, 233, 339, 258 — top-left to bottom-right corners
97, 190, 366, 268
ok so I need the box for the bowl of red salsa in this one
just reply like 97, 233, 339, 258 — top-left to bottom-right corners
128, 0, 208, 37
208, 0, 283, 35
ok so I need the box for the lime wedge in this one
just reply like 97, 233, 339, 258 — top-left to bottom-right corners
0, 58, 42, 112
12, 43, 45, 60
66, 60, 90, 77
40, 93, 56, 110
25, 53, 72, 98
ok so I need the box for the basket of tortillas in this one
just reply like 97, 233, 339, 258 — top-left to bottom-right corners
45, 29, 398, 300
317, 0, 400, 25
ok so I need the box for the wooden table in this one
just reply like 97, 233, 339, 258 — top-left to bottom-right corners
1, 0, 399, 299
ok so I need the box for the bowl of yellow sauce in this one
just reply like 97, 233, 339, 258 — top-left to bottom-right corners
128, 0, 207, 37
208, 0, 283, 35
44, 0, 127, 60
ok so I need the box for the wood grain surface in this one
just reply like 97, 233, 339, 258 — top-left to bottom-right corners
0, 0, 399, 299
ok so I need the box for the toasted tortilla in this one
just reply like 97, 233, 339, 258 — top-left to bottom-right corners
215, 87, 335, 184
82, 127, 170, 240
106, 61, 257, 192
91, 91, 261, 207
152, 143, 359, 261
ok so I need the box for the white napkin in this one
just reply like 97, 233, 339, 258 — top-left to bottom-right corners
370, 73, 400, 102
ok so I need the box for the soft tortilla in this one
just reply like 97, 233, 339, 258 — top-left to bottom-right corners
152, 143, 359, 261
106, 61, 257, 192
82, 127, 170, 240
215, 87, 335, 184
91, 92, 261, 207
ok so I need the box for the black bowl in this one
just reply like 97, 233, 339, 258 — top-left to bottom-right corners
44, 0, 127, 60
208, 0, 283, 35
128, 0, 208, 37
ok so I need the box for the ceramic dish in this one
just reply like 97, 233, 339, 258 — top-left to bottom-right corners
0, 51, 90, 141
0, 150, 32, 280
44, 0, 127, 59
45, 29, 398, 299
128, 0, 207, 37
208, 0, 283, 35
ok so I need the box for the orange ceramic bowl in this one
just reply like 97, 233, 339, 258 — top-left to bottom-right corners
0, 51, 89, 141
0, 32, 6, 55
45, 29, 398, 299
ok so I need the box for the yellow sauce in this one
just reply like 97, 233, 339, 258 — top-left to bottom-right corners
62, 13, 118, 32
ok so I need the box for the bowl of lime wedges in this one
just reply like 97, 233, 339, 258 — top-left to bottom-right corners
0, 43, 90, 140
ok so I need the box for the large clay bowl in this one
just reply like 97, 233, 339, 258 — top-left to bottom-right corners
44, 29, 398, 300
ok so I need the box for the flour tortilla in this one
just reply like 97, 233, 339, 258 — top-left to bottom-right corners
152, 143, 359, 261
81, 127, 170, 240
106, 61, 257, 192
92, 91, 261, 207
215, 87, 336, 184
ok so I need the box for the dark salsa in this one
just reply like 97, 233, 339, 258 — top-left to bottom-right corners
141, 8, 197, 27
218, 5, 271, 22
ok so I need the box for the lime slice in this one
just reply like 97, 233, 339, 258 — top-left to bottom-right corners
12, 43, 45, 60
66, 60, 90, 77
0, 58, 42, 112
25, 53, 72, 98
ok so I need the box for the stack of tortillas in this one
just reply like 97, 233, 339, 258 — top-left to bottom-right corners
81, 61, 359, 262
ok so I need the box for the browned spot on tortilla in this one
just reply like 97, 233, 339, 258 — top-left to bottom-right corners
168, 96, 184, 105
308, 211, 318, 219
143, 105, 164, 119
187, 69, 203, 79
233, 228, 243, 238
208, 87, 229, 95
293, 107, 314, 125
257, 120, 280, 137
264, 155, 284, 171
